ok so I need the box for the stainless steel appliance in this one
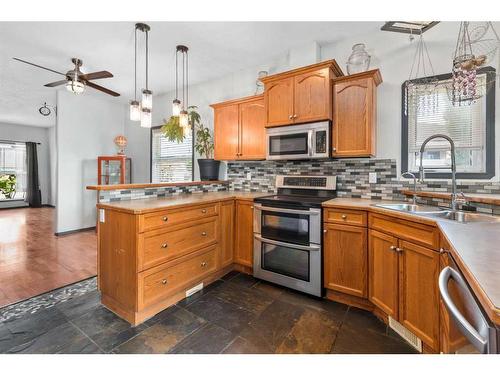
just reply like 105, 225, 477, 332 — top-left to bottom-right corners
253, 175, 336, 296
439, 254, 499, 354
266, 121, 330, 160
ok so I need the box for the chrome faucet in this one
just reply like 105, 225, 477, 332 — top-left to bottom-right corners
419, 134, 459, 211
402, 171, 417, 205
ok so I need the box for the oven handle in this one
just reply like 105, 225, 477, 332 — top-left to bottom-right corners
254, 234, 320, 251
254, 203, 319, 216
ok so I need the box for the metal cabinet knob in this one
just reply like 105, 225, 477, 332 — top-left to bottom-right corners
162, 216, 168, 222
396, 247, 403, 253
323, 229, 327, 233
251, 206, 254, 209
161, 243, 168, 249
289, 115, 293, 119
161, 279, 167, 285
390, 245, 397, 251
439, 248, 446, 254
341, 214, 347, 220
201, 209, 207, 213
201, 261, 207, 267
293, 114, 298, 119
332, 147, 337, 152
201, 231, 207, 236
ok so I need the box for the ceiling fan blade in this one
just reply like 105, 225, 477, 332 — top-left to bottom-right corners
13, 57, 66, 76
85, 81, 120, 97
79, 71, 113, 81
44, 80, 68, 87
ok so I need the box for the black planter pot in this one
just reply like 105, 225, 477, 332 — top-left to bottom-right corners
198, 159, 221, 181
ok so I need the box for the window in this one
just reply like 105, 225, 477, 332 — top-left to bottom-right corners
150, 127, 193, 182
0, 142, 27, 200
402, 67, 496, 179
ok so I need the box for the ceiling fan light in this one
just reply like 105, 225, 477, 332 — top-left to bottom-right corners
172, 99, 181, 116
140, 108, 152, 128
179, 110, 189, 128
129, 100, 141, 121
66, 80, 85, 94
142, 89, 153, 110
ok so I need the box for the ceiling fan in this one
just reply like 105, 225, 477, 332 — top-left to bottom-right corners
13, 57, 120, 97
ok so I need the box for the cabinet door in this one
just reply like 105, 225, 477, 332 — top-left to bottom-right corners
219, 201, 235, 269
399, 240, 440, 351
234, 200, 254, 267
265, 77, 294, 127
214, 104, 239, 160
239, 98, 266, 160
333, 77, 375, 157
294, 68, 332, 123
324, 223, 368, 297
368, 229, 399, 318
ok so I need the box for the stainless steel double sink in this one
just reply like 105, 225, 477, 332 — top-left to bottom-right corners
374, 203, 500, 224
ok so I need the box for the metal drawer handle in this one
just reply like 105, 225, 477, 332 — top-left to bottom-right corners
254, 204, 319, 216
201, 231, 207, 236
254, 234, 320, 251
161, 243, 168, 249
201, 209, 207, 213
161, 279, 167, 285
162, 216, 168, 222
201, 261, 207, 267
341, 214, 347, 220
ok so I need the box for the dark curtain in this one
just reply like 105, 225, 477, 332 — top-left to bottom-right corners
25, 142, 42, 207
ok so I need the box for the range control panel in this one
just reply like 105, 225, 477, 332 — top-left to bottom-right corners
277, 175, 336, 190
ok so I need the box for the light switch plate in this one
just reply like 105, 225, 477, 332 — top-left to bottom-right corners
99, 209, 105, 223
246, 172, 252, 180
369, 172, 377, 184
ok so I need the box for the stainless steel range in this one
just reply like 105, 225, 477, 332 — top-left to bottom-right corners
253, 175, 336, 297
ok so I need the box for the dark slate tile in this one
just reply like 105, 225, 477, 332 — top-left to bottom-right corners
57, 290, 101, 320
0, 307, 68, 353
142, 304, 181, 327
251, 281, 286, 299
6, 322, 102, 354
113, 308, 205, 354
184, 295, 257, 335
276, 308, 340, 354
209, 283, 273, 314
221, 270, 240, 281
176, 279, 224, 308
342, 306, 386, 335
239, 299, 304, 352
71, 306, 146, 352
221, 336, 263, 354
226, 273, 259, 288
169, 323, 235, 354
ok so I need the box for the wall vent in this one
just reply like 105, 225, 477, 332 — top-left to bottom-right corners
185, 283, 203, 297
388, 316, 423, 352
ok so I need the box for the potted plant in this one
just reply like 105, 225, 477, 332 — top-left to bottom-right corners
161, 106, 220, 181
0, 174, 16, 199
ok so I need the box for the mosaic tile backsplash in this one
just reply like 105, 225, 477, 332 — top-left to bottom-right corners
228, 159, 500, 214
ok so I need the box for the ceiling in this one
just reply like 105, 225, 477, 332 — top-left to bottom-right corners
0, 21, 385, 127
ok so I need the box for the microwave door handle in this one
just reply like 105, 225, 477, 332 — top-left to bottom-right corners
254, 234, 320, 251
439, 266, 489, 354
253, 204, 319, 216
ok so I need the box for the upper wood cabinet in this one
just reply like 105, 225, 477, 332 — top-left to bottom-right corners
211, 95, 265, 161
332, 69, 382, 158
234, 200, 254, 268
261, 60, 343, 127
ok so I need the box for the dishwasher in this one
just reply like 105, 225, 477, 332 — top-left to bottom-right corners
439, 254, 500, 354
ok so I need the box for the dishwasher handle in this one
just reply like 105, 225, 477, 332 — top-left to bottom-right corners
439, 266, 489, 354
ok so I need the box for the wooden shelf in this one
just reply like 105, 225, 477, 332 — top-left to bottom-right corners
86, 180, 229, 191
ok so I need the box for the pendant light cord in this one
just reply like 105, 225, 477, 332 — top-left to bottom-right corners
175, 49, 178, 100
145, 29, 149, 91
134, 27, 137, 101
186, 49, 189, 111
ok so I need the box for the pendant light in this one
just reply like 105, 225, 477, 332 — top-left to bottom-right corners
141, 24, 153, 112
129, 24, 141, 121
177, 45, 189, 132
173, 45, 188, 117
132, 23, 153, 128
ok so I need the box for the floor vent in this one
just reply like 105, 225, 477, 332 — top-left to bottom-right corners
185, 283, 204, 297
388, 316, 423, 352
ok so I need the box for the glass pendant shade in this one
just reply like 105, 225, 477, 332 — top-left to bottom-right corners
66, 80, 85, 94
172, 99, 181, 116
179, 110, 189, 128
142, 89, 153, 110
140, 108, 152, 128
129, 100, 141, 121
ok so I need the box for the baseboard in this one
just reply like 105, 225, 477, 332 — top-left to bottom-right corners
42, 204, 56, 208
55, 226, 96, 236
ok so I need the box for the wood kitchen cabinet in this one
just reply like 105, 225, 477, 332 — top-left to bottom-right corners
219, 200, 235, 269
261, 60, 343, 127
332, 69, 382, 158
234, 200, 254, 268
211, 95, 265, 160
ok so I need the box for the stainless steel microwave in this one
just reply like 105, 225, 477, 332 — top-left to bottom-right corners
266, 121, 330, 160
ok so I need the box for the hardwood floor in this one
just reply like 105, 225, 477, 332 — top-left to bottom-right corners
0, 207, 97, 308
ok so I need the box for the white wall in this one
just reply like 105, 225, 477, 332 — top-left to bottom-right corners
124, 119, 150, 183
0, 122, 52, 206
56, 91, 126, 233
48, 125, 57, 206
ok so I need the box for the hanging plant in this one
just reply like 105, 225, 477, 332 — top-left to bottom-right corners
160, 105, 205, 144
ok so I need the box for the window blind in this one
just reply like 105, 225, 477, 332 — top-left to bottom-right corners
151, 128, 192, 183
407, 74, 486, 153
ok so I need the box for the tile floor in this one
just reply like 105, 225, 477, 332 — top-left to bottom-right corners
0, 271, 418, 354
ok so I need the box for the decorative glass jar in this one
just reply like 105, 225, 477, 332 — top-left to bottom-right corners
346, 43, 371, 75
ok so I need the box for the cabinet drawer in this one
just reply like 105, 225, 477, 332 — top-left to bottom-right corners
140, 203, 218, 232
369, 213, 439, 250
139, 217, 218, 271
324, 208, 367, 227
139, 247, 217, 308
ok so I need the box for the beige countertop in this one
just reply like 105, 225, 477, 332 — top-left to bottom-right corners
96, 191, 270, 214
323, 197, 500, 325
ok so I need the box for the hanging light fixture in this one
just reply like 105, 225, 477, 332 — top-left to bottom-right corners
141, 23, 153, 112
176, 45, 189, 132
129, 24, 141, 121
65, 79, 85, 94
172, 45, 187, 116
140, 107, 152, 128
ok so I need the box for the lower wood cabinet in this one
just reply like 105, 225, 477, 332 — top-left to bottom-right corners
234, 200, 254, 268
219, 200, 235, 269
324, 223, 367, 297
368, 228, 440, 351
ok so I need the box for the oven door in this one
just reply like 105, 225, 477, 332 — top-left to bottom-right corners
253, 204, 321, 245
253, 234, 322, 296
